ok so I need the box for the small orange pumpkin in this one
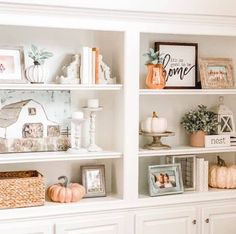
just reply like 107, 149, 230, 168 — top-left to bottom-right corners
47, 176, 85, 203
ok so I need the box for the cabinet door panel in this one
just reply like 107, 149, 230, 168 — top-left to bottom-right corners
202, 205, 236, 234
136, 208, 197, 234
0, 222, 53, 234
56, 215, 126, 234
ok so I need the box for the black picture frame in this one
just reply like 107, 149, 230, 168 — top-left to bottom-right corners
155, 42, 198, 89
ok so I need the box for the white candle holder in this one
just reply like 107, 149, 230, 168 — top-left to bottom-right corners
67, 113, 87, 153
83, 107, 103, 152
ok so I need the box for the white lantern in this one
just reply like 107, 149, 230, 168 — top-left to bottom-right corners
216, 96, 235, 135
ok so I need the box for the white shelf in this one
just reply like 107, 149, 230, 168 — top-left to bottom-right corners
139, 146, 236, 157
139, 89, 236, 95
0, 194, 125, 220
2, 189, 236, 220
0, 84, 123, 91
138, 188, 236, 207
0, 151, 122, 164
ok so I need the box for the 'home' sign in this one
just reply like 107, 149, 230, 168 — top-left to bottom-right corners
205, 135, 230, 148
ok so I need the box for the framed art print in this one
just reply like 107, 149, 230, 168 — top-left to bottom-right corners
0, 46, 26, 83
81, 165, 106, 198
199, 58, 234, 89
155, 42, 198, 89
148, 164, 184, 197
166, 155, 196, 191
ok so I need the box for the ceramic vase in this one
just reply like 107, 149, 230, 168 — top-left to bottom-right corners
26, 63, 45, 84
145, 63, 167, 89
189, 131, 206, 147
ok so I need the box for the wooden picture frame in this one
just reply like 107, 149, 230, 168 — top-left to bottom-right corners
199, 58, 234, 89
166, 155, 196, 191
155, 42, 198, 89
81, 165, 106, 198
148, 164, 184, 197
0, 46, 27, 83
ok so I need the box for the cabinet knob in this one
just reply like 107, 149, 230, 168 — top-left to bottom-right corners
205, 218, 209, 223
192, 220, 197, 224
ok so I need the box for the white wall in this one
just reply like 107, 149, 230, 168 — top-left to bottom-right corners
1, 0, 236, 16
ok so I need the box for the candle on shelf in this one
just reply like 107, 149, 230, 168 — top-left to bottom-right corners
72, 111, 84, 120
87, 99, 99, 108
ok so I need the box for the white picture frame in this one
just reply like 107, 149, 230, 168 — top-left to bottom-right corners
0, 46, 27, 83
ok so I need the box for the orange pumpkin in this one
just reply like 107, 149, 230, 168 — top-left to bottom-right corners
47, 176, 85, 203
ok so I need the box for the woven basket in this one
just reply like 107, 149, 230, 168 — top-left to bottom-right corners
0, 170, 45, 209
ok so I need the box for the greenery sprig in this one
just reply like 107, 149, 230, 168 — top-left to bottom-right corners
181, 105, 218, 134
143, 48, 164, 65
28, 44, 53, 65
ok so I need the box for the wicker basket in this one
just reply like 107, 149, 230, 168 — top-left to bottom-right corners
0, 170, 45, 209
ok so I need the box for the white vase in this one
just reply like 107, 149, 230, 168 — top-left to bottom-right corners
25, 64, 45, 83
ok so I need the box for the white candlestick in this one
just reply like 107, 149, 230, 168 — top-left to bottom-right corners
67, 112, 87, 153
72, 111, 84, 120
87, 99, 99, 108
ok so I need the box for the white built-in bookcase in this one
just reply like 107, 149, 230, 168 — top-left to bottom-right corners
1, 3, 236, 218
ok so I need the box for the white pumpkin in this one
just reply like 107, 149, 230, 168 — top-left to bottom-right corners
25, 64, 45, 83
209, 156, 236, 189
141, 112, 167, 133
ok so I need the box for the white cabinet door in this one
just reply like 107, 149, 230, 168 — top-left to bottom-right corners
56, 214, 127, 234
202, 205, 236, 234
136, 207, 197, 234
0, 222, 53, 234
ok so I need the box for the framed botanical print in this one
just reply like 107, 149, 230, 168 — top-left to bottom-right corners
81, 165, 106, 198
155, 42, 198, 89
199, 58, 234, 89
0, 47, 26, 83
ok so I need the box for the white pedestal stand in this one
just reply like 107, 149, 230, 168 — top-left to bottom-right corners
67, 117, 87, 153
83, 107, 103, 152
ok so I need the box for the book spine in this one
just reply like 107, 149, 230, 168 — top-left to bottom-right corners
87, 47, 93, 85
196, 158, 204, 192
92, 47, 100, 84
81, 47, 89, 84
92, 50, 96, 84
203, 160, 209, 192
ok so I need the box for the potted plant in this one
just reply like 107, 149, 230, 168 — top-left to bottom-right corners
25, 45, 53, 84
181, 105, 218, 147
143, 48, 166, 89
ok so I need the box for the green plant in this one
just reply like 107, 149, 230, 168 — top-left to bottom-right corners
181, 105, 218, 134
28, 44, 53, 65
143, 48, 164, 65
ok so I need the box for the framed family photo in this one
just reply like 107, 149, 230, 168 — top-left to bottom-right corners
81, 165, 106, 198
0, 46, 26, 83
199, 58, 234, 89
148, 164, 184, 197
155, 42, 198, 89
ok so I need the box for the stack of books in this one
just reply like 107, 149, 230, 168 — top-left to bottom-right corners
230, 136, 236, 146
80, 47, 100, 85
196, 158, 209, 192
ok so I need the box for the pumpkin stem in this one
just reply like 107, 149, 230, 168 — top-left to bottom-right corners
153, 112, 158, 118
58, 176, 68, 187
217, 156, 226, 167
